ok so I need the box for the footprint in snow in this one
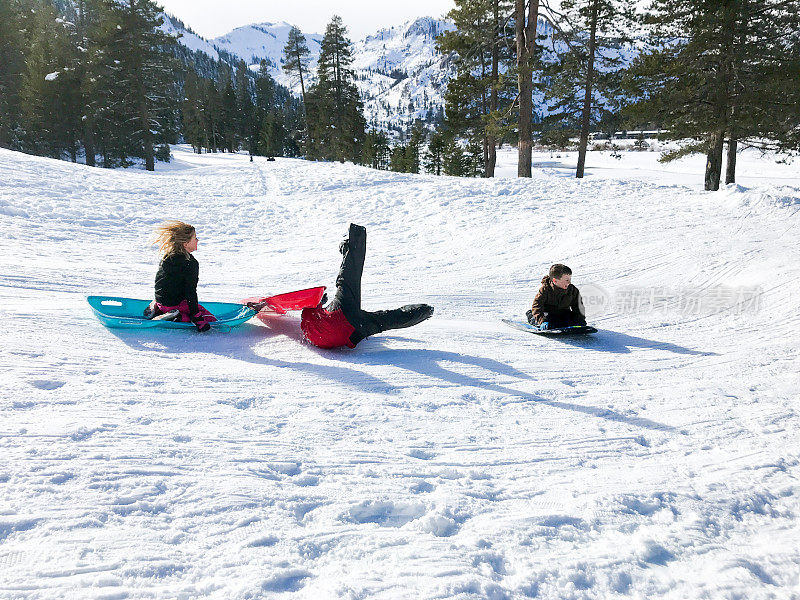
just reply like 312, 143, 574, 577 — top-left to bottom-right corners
409, 480, 435, 494
408, 449, 436, 460
260, 569, 312, 592
342, 500, 426, 527
29, 379, 65, 390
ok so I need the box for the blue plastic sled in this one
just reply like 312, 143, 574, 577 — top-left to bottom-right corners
501, 319, 598, 335
87, 296, 256, 329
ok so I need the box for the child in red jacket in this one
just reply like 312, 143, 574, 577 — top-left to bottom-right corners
300, 224, 433, 349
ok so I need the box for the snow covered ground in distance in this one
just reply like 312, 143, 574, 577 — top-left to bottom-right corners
1, 145, 798, 599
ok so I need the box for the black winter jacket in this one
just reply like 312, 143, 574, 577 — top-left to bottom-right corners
154, 252, 200, 314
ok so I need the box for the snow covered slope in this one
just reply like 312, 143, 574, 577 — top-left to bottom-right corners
212, 21, 323, 74
350, 18, 454, 130
1, 147, 799, 599
210, 18, 454, 132
161, 13, 220, 61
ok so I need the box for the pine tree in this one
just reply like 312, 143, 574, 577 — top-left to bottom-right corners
83, 0, 128, 166
443, 137, 466, 176
404, 121, 426, 174
109, 0, 180, 170
424, 129, 448, 175
439, 0, 514, 177
282, 26, 311, 154
182, 70, 205, 153
0, 0, 27, 149
220, 71, 237, 152
234, 61, 255, 155
307, 15, 366, 162
361, 129, 390, 169
389, 144, 407, 172
19, 0, 82, 160
542, 0, 634, 178
282, 26, 310, 107
626, 0, 800, 190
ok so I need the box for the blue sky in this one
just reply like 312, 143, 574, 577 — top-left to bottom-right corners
156, 0, 456, 40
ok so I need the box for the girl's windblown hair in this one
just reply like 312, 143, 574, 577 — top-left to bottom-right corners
153, 221, 195, 258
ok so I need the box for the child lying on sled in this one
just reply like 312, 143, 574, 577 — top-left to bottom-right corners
526, 263, 586, 330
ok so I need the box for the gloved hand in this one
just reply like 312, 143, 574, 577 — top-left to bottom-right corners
539, 321, 550, 331
317, 292, 328, 308
191, 312, 211, 332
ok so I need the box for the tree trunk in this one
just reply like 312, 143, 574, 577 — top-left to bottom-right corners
576, 0, 598, 179
705, 1, 735, 191
516, 0, 539, 177
486, 0, 499, 178
83, 122, 95, 166
141, 101, 154, 171
725, 137, 737, 184
78, 0, 95, 167
294, 42, 308, 156
705, 129, 725, 191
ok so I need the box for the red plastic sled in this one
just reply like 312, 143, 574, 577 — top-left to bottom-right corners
241, 286, 326, 315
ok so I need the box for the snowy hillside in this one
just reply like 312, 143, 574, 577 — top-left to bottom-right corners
210, 18, 454, 133
1, 147, 799, 598
350, 18, 454, 131
161, 14, 220, 61
211, 21, 324, 75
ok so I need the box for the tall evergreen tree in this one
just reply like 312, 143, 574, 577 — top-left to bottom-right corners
282, 26, 311, 107
306, 15, 366, 162
626, 0, 800, 190
404, 121, 427, 174
541, 0, 634, 178
424, 129, 448, 175
234, 60, 255, 155
282, 26, 311, 154
0, 0, 27, 149
220, 70, 237, 152
389, 144, 407, 172
19, 0, 82, 160
110, 0, 180, 170
438, 0, 514, 177
182, 70, 206, 153
361, 129, 390, 169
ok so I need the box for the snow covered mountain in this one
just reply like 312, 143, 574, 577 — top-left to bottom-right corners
161, 14, 220, 61
209, 18, 454, 134
350, 18, 454, 132
164, 15, 576, 136
211, 21, 323, 74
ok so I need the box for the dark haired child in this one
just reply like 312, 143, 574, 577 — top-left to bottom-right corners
526, 264, 586, 330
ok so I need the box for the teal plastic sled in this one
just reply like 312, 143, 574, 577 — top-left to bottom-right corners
87, 296, 256, 329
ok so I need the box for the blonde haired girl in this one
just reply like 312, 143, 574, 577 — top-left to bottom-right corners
148, 221, 216, 331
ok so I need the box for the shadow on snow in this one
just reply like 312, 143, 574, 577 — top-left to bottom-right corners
106, 313, 677, 432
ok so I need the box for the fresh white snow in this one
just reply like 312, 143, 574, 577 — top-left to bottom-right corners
1, 146, 799, 599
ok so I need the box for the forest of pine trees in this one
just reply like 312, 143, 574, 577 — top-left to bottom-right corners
0, 0, 303, 169
1, 0, 798, 189
428, 0, 800, 188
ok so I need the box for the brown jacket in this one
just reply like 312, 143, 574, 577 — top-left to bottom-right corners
530, 276, 585, 325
